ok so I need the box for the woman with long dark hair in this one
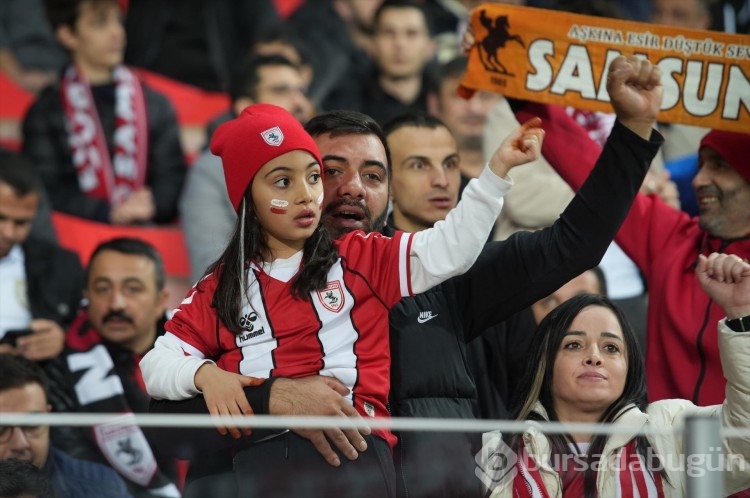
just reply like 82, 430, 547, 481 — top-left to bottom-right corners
486, 253, 750, 498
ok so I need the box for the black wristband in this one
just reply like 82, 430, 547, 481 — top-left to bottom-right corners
244, 376, 278, 415
726, 315, 750, 332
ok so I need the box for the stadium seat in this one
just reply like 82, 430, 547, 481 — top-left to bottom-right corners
51, 211, 191, 278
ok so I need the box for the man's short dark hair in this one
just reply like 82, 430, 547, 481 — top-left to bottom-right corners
0, 354, 50, 402
373, 0, 434, 36
253, 24, 312, 67
0, 459, 54, 498
86, 237, 166, 291
229, 54, 301, 104
45, 0, 118, 31
304, 110, 392, 175
437, 55, 468, 86
0, 151, 44, 197
382, 111, 448, 138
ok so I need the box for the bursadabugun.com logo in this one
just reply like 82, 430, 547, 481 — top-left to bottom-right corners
475, 431, 518, 491
476, 433, 747, 494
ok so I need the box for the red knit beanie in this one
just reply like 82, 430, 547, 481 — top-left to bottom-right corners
210, 103, 323, 212
699, 129, 750, 184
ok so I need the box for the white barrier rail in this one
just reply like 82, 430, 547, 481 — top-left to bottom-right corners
2, 412, 750, 439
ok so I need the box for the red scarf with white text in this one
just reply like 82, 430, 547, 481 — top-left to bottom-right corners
512, 439, 665, 498
61, 64, 148, 206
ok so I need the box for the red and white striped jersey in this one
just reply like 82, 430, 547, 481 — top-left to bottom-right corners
166, 230, 414, 448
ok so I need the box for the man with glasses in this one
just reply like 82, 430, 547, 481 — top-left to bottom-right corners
0, 354, 130, 497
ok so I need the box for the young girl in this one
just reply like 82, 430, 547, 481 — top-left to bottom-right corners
140, 103, 542, 491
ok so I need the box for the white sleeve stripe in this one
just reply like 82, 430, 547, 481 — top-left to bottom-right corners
164, 331, 207, 359
399, 232, 413, 296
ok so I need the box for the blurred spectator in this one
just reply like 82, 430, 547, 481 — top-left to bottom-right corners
711, 0, 750, 34
324, 0, 437, 125
652, 0, 712, 29
123, 0, 280, 92
0, 0, 67, 94
0, 354, 131, 498
529, 0, 650, 21
180, 55, 314, 282
47, 238, 179, 497
0, 148, 56, 244
427, 55, 500, 180
650, 0, 711, 216
0, 153, 83, 363
251, 24, 314, 88
288, 0, 382, 107
530, 267, 607, 323
22, 0, 186, 226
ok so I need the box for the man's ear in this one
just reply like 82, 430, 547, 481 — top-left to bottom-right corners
55, 25, 77, 52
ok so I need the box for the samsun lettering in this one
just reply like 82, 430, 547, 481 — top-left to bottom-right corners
526, 42, 750, 120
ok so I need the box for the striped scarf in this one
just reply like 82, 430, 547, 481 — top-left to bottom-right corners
513, 439, 665, 498
61, 64, 148, 206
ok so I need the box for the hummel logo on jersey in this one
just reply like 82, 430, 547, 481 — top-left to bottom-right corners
417, 311, 438, 324
237, 312, 265, 343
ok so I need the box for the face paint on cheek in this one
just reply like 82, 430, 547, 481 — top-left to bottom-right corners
270, 198, 289, 214
317, 192, 324, 209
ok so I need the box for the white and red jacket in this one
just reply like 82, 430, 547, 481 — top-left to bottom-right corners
487, 321, 750, 498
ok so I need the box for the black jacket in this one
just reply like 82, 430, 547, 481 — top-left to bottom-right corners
22, 75, 186, 224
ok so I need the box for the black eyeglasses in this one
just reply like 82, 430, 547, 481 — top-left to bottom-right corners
0, 425, 45, 444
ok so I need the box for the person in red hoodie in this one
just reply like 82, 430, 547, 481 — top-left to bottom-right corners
516, 102, 750, 407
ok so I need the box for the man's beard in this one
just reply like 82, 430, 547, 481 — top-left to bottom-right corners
322, 199, 389, 240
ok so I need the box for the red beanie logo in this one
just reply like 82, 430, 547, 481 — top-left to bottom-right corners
261, 126, 284, 146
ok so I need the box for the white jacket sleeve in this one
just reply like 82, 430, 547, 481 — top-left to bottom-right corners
409, 165, 511, 294
718, 320, 750, 495
139, 333, 214, 400
648, 321, 750, 495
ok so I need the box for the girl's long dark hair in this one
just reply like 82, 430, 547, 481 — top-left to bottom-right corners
509, 293, 664, 497
203, 188, 339, 334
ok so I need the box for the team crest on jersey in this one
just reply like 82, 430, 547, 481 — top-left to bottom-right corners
261, 126, 284, 146
318, 281, 344, 312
